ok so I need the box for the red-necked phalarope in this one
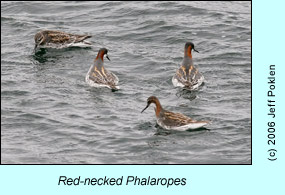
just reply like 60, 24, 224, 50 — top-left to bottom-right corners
34, 30, 92, 52
172, 42, 204, 90
141, 96, 209, 130
85, 48, 119, 90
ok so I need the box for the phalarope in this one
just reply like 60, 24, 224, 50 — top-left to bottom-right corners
34, 30, 92, 52
172, 42, 204, 90
141, 96, 209, 130
85, 48, 119, 90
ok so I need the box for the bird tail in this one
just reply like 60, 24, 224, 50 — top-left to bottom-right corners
109, 84, 119, 91
75, 35, 92, 43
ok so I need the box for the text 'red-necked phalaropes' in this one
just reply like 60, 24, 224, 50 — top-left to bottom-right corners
141, 96, 209, 130
34, 30, 92, 52
172, 42, 204, 90
85, 48, 119, 90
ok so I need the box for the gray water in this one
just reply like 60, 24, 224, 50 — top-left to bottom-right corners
1, 1, 251, 164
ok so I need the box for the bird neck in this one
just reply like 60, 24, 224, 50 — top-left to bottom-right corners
184, 46, 192, 59
182, 57, 193, 68
153, 99, 163, 117
95, 51, 105, 61
93, 58, 104, 70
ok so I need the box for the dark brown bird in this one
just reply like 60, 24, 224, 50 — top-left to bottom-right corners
34, 30, 92, 51
172, 42, 204, 90
85, 48, 119, 90
141, 96, 209, 130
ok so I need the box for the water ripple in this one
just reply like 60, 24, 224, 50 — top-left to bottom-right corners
1, 1, 251, 164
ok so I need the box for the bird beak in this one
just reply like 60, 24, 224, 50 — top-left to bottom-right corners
106, 54, 110, 61
193, 48, 199, 53
141, 103, 150, 113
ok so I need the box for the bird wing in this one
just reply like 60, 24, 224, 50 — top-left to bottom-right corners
88, 67, 118, 88
102, 68, 118, 87
161, 111, 195, 127
88, 67, 107, 84
46, 31, 74, 44
174, 65, 203, 87
73, 35, 92, 43
188, 66, 203, 84
44, 30, 90, 44
174, 66, 188, 85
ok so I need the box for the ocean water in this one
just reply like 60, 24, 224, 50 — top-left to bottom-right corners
1, 1, 251, 164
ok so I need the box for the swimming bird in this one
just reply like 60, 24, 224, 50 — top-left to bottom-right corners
85, 48, 119, 90
172, 42, 204, 90
141, 96, 209, 130
34, 30, 92, 51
